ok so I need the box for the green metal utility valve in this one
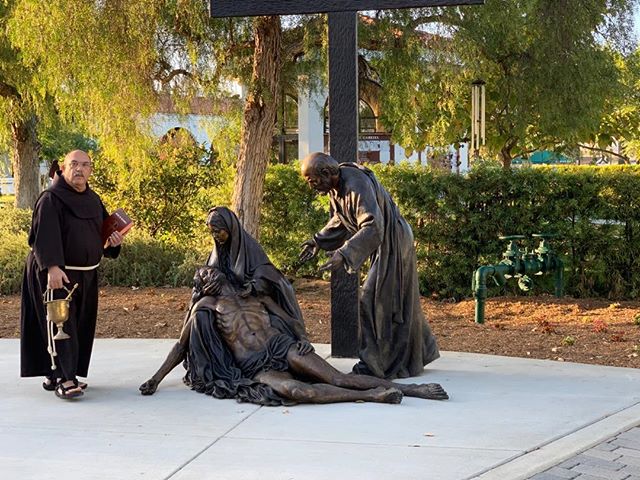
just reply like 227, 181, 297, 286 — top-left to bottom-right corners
472, 234, 564, 324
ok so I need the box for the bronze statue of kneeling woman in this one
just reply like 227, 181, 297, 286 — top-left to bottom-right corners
205, 206, 308, 341
140, 266, 448, 405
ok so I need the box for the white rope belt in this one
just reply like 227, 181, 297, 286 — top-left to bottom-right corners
65, 263, 100, 271
44, 288, 58, 371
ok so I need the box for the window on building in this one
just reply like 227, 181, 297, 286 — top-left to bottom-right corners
283, 94, 298, 133
323, 98, 379, 134
359, 99, 377, 133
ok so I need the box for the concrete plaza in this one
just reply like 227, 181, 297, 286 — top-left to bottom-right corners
1, 339, 639, 480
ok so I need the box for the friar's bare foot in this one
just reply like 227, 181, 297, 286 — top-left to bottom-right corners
139, 378, 159, 396
405, 383, 449, 400
371, 386, 403, 404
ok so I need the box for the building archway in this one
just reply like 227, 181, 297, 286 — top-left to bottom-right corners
160, 127, 198, 147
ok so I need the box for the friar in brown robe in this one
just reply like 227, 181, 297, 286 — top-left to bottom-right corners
299, 152, 440, 379
20, 150, 123, 399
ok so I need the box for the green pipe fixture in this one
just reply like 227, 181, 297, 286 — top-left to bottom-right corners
472, 234, 564, 324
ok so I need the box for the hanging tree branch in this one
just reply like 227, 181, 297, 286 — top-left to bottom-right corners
157, 68, 194, 86
577, 143, 630, 163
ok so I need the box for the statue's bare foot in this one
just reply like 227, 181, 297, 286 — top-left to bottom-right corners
139, 378, 159, 396
406, 383, 449, 400
371, 386, 403, 404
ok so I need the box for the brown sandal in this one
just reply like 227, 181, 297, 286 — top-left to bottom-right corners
55, 382, 83, 400
73, 379, 88, 390
42, 376, 59, 392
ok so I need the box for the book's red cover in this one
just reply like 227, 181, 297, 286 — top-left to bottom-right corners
102, 208, 133, 245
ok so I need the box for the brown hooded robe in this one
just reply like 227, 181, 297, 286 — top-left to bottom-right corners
20, 173, 120, 380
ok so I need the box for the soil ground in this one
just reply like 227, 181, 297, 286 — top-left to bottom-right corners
1, 278, 639, 368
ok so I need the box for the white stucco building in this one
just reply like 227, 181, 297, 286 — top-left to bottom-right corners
150, 86, 470, 172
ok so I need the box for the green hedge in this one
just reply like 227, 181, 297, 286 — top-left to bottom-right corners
373, 163, 640, 299
0, 205, 32, 235
1, 164, 639, 299
0, 206, 31, 294
260, 164, 329, 276
97, 230, 209, 288
0, 231, 29, 295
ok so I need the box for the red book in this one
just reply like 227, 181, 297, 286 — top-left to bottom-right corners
102, 208, 133, 245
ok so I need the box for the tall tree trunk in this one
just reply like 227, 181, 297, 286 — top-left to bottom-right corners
500, 137, 517, 169
231, 16, 282, 238
11, 114, 41, 209
500, 148, 512, 169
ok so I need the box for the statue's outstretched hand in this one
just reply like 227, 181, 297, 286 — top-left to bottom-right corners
299, 239, 319, 263
296, 340, 315, 356
319, 251, 344, 272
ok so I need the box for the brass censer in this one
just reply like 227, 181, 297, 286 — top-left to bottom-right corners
43, 284, 79, 371
43, 283, 79, 340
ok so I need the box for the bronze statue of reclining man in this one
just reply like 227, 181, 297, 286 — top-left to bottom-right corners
140, 266, 448, 405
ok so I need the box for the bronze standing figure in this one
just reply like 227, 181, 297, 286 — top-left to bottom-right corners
299, 152, 440, 379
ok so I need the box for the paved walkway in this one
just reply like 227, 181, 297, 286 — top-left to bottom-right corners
1, 339, 639, 480
528, 426, 640, 480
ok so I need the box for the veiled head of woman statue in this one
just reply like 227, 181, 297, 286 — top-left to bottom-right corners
206, 209, 230, 245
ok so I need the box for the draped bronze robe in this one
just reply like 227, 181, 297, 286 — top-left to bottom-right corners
206, 206, 307, 341
313, 163, 440, 379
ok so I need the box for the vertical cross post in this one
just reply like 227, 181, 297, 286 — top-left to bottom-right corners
209, 0, 484, 359
327, 12, 360, 357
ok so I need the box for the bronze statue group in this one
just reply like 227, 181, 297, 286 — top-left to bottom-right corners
21, 150, 448, 404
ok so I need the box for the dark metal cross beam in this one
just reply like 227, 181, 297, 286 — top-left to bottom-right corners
210, 1, 483, 17
210, 0, 483, 358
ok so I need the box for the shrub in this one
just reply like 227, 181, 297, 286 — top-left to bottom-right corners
260, 163, 329, 276
170, 246, 212, 287
92, 131, 225, 246
99, 230, 208, 287
2, 161, 639, 301
0, 205, 32, 235
372, 163, 640, 299
0, 232, 29, 295
0, 205, 31, 295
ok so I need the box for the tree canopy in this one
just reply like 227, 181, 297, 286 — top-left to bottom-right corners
4, 0, 639, 228
363, 0, 640, 166
9, 1, 325, 233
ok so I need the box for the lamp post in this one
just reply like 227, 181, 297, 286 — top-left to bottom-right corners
470, 79, 486, 161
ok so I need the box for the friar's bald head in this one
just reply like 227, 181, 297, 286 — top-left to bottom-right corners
300, 152, 340, 194
60, 150, 93, 192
